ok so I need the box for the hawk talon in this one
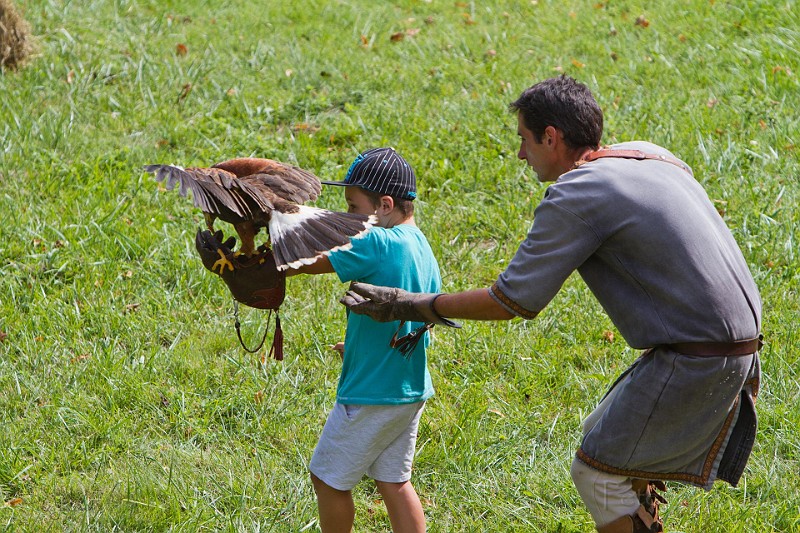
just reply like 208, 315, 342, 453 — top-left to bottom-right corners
212, 249, 234, 274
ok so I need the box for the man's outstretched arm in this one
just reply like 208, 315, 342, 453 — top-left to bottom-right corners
433, 289, 516, 321
340, 283, 520, 325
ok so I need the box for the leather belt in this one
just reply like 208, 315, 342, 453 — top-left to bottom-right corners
662, 335, 763, 356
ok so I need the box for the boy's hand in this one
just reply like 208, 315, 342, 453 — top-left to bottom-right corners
331, 342, 344, 360
340, 282, 461, 328
195, 229, 286, 310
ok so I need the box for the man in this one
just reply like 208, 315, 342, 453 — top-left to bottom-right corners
340, 76, 762, 532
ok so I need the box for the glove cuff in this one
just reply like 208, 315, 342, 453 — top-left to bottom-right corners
429, 294, 460, 328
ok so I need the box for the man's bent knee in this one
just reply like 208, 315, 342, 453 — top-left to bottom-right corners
570, 457, 643, 529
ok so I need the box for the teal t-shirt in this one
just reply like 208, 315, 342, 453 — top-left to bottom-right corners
328, 224, 441, 405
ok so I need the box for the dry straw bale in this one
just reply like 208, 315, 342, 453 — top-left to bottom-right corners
0, 0, 35, 70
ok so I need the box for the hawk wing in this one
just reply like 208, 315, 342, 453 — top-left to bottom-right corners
146, 158, 375, 270
212, 157, 321, 205
146, 164, 269, 221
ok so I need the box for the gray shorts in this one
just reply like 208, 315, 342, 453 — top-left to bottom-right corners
309, 401, 425, 491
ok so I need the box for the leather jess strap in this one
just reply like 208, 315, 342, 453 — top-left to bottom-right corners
577, 148, 693, 175
663, 335, 764, 357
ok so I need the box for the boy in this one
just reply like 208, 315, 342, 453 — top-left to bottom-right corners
289, 147, 441, 533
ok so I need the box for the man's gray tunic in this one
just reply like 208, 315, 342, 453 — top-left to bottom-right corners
489, 141, 761, 488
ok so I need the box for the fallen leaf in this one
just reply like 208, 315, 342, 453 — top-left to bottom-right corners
406, 28, 421, 37
70, 353, 91, 363
66, 70, 74, 84
254, 390, 265, 404
488, 408, 505, 417
486, 49, 497, 57
602, 330, 615, 343
226, 87, 237, 96
0, 331, 7, 342
6, 498, 22, 507
635, 15, 650, 27
177, 83, 192, 104
176, 43, 188, 56
292, 123, 319, 133
360, 34, 369, 46
390, 32, 405, 42
706, 98, 718, 108
571, 58, 585, 68
713, 199, 727, 217
679, 34, 687, 42
124, 303, 140, 314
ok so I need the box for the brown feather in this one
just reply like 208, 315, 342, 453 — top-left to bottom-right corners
147, 158, 374, 269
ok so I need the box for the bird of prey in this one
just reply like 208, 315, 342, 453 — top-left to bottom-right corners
145, 157, 375, 271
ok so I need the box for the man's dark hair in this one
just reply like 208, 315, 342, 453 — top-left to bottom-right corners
361, 188, 414, 217
509, 75, 603, 150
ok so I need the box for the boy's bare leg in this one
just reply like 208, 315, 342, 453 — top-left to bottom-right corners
311, 473, 355, 533
375, 480, 426, 533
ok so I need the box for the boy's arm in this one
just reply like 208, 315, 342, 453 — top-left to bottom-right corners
285, 256, 336, 276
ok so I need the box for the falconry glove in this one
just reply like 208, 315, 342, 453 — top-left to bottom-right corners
340, 282, 460, 357
340, 282, 461, 328
195, 229, 286, 310
195, 229, 287, 360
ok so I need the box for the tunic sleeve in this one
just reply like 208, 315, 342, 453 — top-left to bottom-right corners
490, 190, 602, 318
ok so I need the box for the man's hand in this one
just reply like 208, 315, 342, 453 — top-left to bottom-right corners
340, 282, 461, 328
195, 229, 286, 310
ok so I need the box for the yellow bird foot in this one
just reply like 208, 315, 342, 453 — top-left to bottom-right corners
212, 249, 234, 274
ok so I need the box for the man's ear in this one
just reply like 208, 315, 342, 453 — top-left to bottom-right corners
543, 125, 559, 147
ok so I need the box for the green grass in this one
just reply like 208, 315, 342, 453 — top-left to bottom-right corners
1, 0, 799, 530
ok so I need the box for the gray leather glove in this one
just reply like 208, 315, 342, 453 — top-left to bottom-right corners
340, 282, 461, 328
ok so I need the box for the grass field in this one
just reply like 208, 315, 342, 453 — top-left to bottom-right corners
1, 0, 798, 531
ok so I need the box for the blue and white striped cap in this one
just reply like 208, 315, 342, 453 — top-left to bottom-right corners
322, 147, 416, 200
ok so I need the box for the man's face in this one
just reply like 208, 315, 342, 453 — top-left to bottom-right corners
517, 113, 557, 182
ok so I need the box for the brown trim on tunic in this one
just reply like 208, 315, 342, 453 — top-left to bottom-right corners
574, 148, 693, 175
576, 390, 742, 486
489, 282, 538, 319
